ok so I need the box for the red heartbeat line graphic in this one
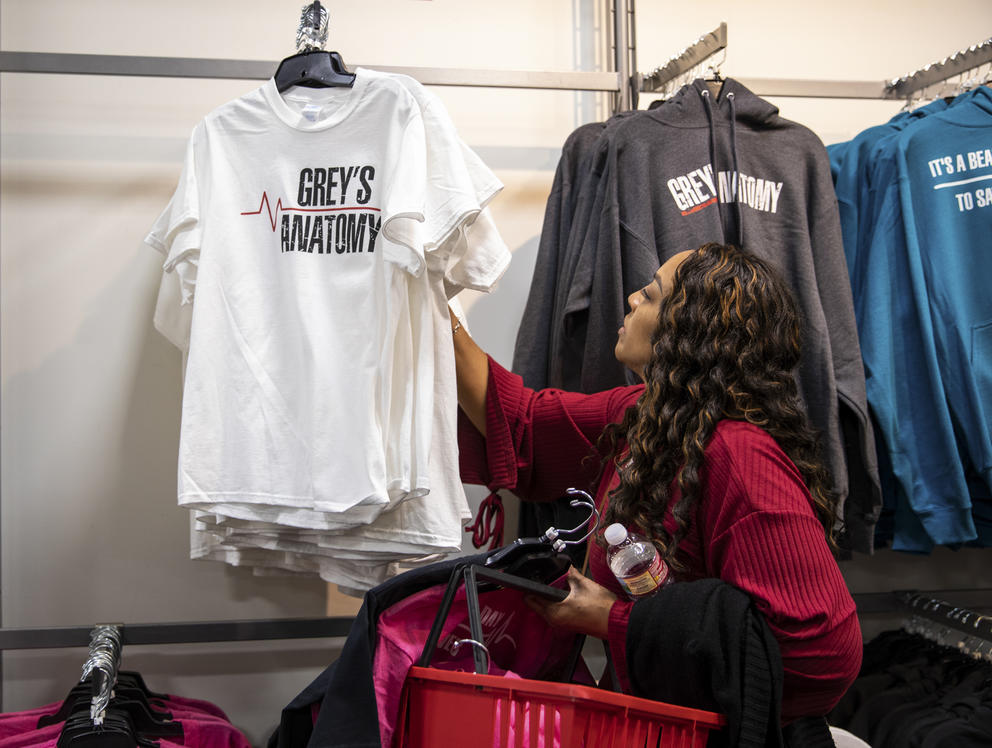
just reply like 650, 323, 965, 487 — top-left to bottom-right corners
241, 192, 381, 232
680, 197, 717, 216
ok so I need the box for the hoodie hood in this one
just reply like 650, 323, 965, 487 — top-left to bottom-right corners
649, 78, 780, 129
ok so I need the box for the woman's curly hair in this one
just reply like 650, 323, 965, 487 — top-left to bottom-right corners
599, 243, 838, 571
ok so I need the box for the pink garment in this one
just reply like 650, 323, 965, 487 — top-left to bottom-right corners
3, 737, 188, 748
154, 693, 231, 721
1, 692, 225, 731
0, 721, 60, 748
372, 578, 588, 748
0, 711, 53, 743
0, 711, 250, 748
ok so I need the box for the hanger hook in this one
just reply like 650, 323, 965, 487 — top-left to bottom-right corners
296, 2, 329, 53
702, 46, 727, 80
550, 488, 601, 546
451, 638, 491, 674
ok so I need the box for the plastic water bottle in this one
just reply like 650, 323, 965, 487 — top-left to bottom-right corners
604, 523, 669, 600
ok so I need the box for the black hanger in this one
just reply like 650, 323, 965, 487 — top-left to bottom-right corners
274, 50, 355, 92
701, 49, 727, 99
484, 489, 598, 583
57, 707, 162, 748
704, 70, 725, 99
485, 540, 572, 585
274, 2, 355, 92
39, 680, 169, 727
98, 699, 183, 739
55, 696, 184, 747
117, 670, 167, 699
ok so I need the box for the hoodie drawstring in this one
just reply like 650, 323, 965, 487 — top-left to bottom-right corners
701, 86, 746, 250
727, 91, 745, 249
699, 88, 727, 240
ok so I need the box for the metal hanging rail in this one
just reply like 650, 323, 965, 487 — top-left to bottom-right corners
0, 50, 937, 101
899, 590, 992, 642
640, 21, 727, 95
611, 0, 636, 111
638, 26, 992, 101
886, 37, 992, 100
734, 77, 890, 99
0, 616, 353, 651
7, 48, 982, 102
0, 51, 621, 92
853, 587, 992, 616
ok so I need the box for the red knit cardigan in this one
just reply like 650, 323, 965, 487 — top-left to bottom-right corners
457, 357, 862, 722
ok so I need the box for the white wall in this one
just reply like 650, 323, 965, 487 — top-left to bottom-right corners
2, 0, 990, 744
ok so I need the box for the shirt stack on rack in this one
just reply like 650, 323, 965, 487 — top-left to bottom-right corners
147, 69, 510, 592
828, 85, 992, 553
512, 78, 881, 555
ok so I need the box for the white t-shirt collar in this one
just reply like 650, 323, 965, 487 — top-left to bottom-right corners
262, 67, 370, 131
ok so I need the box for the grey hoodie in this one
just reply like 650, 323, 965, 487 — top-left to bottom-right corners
526, 79, 880, 552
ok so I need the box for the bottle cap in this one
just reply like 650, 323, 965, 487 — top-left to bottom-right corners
604, 523, 628, 546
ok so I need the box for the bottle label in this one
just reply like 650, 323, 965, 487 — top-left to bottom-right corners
619, 556, 668, 598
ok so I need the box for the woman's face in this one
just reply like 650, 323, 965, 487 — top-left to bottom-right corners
614, 250, 693, 380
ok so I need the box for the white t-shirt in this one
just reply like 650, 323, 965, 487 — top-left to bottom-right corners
152, 71, 511, 588
146, 71, 433, 516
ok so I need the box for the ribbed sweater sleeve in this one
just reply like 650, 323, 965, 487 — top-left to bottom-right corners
457, 356, 641, 500
701, 426, 863, 720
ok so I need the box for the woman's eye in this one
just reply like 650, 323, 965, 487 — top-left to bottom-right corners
641, 289, 651, 301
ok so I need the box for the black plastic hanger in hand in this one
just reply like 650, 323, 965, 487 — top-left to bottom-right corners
274, 50, 356, 92
484, 537, 572, 585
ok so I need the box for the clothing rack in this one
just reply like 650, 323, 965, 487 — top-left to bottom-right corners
4, 48, 980, 102
0, 616, 352, 651
899, 591, 992, 642
79, 625, 122, 726
853, 588, 992, 617
896, 591, 992, 665
3, 20, 987, 103
611, 0, 637, 113
0, 52, 623, 92
640, 22, 728, 95
886, 37, 992, 100
0, 617, 353, 710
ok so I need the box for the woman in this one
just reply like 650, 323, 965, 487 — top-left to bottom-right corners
454, 242, 861, 722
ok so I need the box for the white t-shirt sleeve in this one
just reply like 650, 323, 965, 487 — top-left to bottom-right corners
152, 268, 193, 352
439, 207, 511, 298
457, 136, 504, 210
380, 109, 428, 276
144, 132, 202, 305
415, 92, 495, 250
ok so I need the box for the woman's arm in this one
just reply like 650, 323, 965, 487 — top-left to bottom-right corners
701, 428, 862, 720
452, 308, 642, 502
449, 306, 489, 436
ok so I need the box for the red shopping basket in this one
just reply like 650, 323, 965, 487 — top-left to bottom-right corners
395, 666, 726, 748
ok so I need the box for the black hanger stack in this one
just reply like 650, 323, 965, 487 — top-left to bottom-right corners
274, 1, 355, 92
42, 625, 184, 748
